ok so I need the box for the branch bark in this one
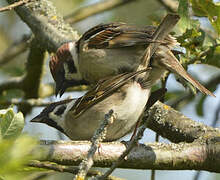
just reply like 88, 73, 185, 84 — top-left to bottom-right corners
33, 139, 220, 173
6, 0, 79, 52
31, 101, 220, 173
145, 101, 220, 143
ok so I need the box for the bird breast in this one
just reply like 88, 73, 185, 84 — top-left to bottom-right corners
64, 81, 151, 141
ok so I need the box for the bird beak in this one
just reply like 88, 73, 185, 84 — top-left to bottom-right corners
30, 115, 43, 123
55, 79, 89, 97
55, 80, 67, 97
157, 49, 215, 97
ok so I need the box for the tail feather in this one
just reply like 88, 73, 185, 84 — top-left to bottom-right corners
158, 48, 215, 97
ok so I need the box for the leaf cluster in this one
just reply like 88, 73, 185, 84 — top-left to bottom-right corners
0, 108, 38, 180
165, 0, 220, 115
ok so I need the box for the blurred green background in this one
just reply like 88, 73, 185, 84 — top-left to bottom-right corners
0, 0, 220, 179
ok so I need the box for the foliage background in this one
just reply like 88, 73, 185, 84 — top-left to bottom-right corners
0, 0, 219, 179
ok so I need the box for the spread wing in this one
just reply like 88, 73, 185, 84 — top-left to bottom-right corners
71, 68, 151, 118
80, 23, 173, 49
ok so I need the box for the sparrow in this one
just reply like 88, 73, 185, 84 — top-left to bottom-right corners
31, 14, 188, 141
50, 22, 215, 97
31, 68, 153, 141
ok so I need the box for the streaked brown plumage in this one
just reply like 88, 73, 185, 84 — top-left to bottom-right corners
50, 22, 214, 97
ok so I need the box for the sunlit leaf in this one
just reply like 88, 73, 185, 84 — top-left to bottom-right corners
0, 108, 24, 139
204, 46, 220, 68
191, 0, 220, 34
178, 0, 191, 31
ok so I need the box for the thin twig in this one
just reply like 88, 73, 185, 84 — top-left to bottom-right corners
64, 0, 137, 24
74, 110, 114, 180
28, 160, 122, 180
0, 0, 30, 13
0, 98, 55, 107
97, 108, 156, 180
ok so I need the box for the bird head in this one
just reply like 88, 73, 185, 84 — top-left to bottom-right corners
49, 42, 87, 97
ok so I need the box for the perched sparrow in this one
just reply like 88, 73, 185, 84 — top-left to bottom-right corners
50, 22, 214, 97
31, 14, 182, 141
31, 68, 153, 141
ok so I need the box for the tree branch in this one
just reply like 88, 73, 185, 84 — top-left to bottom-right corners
0, 0, 30, 12
145, 101, 220, 143
31, 102, 220, 173
33, 140, 220, 172
6, 0, 79, 52
75, 110, 114, 179
17, 38, 46, 115
0, 98, 54, 107
64, 0, 137, 24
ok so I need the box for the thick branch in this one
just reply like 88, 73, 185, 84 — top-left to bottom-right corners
6, 0, 79, 52
18, 38, 46, 115
65, 0, 137, 24
145, 101, 220, 143
33, 140, 220, 172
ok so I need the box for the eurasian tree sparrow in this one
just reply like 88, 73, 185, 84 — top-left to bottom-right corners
31, 14, 182, 141
31, 68, 153, 141
50, 22, 214, 97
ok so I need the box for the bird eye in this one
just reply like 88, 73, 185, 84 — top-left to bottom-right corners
54, 105, 67, 116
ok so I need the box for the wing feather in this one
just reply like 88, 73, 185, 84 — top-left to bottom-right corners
80, 23, 176, 49
71, 68, 151, 118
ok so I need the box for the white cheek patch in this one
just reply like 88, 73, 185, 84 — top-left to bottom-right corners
49, 109, 65, 128
63, 42, 82, 81
68, 42, 80, 71
48, 100, 76, 129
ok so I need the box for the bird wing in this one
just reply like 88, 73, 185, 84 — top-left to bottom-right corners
71, 68, 151, 118
80, 23, 171, 49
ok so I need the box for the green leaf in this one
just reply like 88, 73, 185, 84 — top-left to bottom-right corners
178, 0, 191, 31
0, 135, 37, 179
204, 45, 220, 68
191, 0, 220, 34
0, 108, 24, 140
